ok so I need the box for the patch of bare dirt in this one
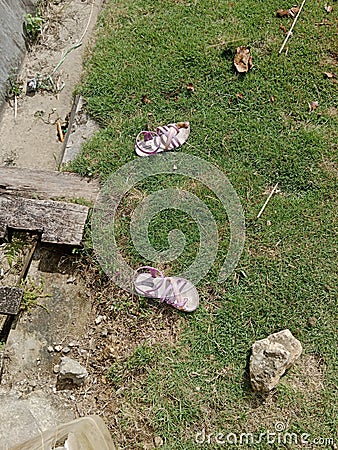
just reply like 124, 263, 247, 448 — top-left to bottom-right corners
68, 261, 182, 449
287, 354, 325, 394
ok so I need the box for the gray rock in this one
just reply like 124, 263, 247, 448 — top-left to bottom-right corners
58, 357, 88, 386
249, 329, 302, 392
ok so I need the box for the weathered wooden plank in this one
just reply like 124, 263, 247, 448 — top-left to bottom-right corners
0, 196, 89, 246
0, 167, 100, 203
0, 286, 23, 315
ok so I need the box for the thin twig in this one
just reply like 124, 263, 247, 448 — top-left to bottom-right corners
257, 182, 279, 219
56, 120, 64, 142
279, 0, 306, 54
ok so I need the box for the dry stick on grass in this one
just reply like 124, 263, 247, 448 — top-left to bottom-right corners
279, 0, 306, 54
257, 182, 279, 219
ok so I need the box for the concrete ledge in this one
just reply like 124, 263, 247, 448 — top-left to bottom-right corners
0, 0, 36, 111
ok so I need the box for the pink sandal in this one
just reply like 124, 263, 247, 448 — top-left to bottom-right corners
135, 122, 190, 156
134, 266, 199, 312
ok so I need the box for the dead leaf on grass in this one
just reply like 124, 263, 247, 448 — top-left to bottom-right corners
236, 92, 244, 99
324, 4, 333, 13
141, 95, 152, 104
277, 6, 300, 17
323, 71, 336, 78
280, 24, 287, 33
186, 83, 195, 92
289, 6, 300, 16
277, 9, 290, 17
234, 46, 253, 73
308, 100, 319, 111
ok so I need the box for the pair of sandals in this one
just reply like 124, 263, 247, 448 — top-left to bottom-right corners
135, 121, 190, 156
133, 121, 198, 312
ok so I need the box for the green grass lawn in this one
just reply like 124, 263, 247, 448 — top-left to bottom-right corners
71, 0, 337, 448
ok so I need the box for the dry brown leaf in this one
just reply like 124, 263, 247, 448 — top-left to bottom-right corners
308, 101, 319, 111
270, 96, 275, 102
236, 92, 244, 99
280, 24, 287, 32
325, 4, 333, 13
277, 6, 300, 17
141, 95, 152, 104
186, 83, 195, 92
289, 6, 300, 16
323, 72, 336, 79
277, 9, 290, 17
234, 46, 253, 73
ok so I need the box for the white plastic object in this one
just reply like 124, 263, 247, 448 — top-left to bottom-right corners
10, 415, 116, 450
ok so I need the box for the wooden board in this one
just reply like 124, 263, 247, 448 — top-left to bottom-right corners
0, 286, 23, 315
0, 167, 100, 203
0, 195, 89, 246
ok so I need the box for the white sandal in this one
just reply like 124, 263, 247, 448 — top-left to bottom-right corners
134, 266, 199, 312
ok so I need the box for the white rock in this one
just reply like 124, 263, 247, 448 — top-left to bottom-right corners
58, 357, 88, 386
249, 329, 302, 392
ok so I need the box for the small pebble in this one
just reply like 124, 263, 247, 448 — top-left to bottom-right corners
154, 436, 164, 447
47, 346, 54, 353
95, 315, 106, 325
62, 347, 71, 354
54, 345, 63, 352
53, 364, 60, 374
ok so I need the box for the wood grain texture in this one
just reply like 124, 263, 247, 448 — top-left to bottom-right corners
0, 195, 89, 245
0, 167, 100, 203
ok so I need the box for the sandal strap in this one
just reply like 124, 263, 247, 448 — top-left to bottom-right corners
161, 277, 188, 309
134, 266, 165, 296
157, 125, 180, 151
135, 131, 161, 155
